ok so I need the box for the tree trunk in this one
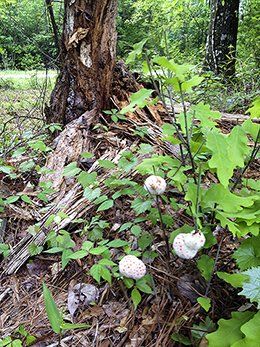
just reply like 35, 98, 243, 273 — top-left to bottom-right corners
203, 0, 240, 77
45, 0, 118, 127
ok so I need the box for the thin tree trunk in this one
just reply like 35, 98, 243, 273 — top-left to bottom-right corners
45, 0, 118, 127
45, 0, 64, 65
203, 0, 240, 77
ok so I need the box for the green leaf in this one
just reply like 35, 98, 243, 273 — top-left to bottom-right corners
98, 160, 116, 169
29, 243, 43, 256
28, 225, 40, 236
185, 182, 202, 216
232, 236, 260, 270
89, 246, 108, 255
63, 162, 81, 177
26, 336, 36, 345
217, 272, 248, 287
126, 38, 147, 64
227, 126, 250, 168
137, 143, 155, 154
89, 263, 102, 284
136, 279, 154, 294
70, 250, 89, 259
138, 233, 152, 250
131, 197, 152, 215
245, 97, 260, 119
12, 146, 26, 158
197, 297, 211, 312
28, 140, 47, 152
5, 195, 19, 204
78, 171, 97, 188
0, 336, 12, 346
123, 277, 134, 288
100, 265, 112, 284
197, 255, 214, 282
87, 225, 103, 241
121, 89, 154, 113
61, 323, 90, 330
45, 214, 55, 227
131, 287, 142, 309
62, 248, 73, 270
216, 211, 240, 236
242, 118, 260, 142
171, 333, 191, 345
98, 259, 117, 266
80, 152, 94, 159
130, 225, 142, 237
96, 199, 113, 212
207, 132, 233, 187
119, 222, 133, 232
239, 267, 260, 308
118, 152, 138, 173
191, 102, 220, 129
231, 310, 260, 346
42, 282, 61, 334
37, 192, 48, 203
206, 311, 255, 347
21, 194, 32, 204
106, 240, 129, 248
83, 187, 101, 201
203, 185, 258, 213
82, 240, 94, 251
162, 123, 176, 135
181, 75, 204, 91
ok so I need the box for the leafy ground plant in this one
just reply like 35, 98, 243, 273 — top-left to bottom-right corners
2, 55, 260, 345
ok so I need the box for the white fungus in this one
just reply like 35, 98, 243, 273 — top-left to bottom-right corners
119, 255, 146, 280
144, 175, 167, 196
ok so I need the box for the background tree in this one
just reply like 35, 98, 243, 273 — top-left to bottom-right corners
44, 0, 118, 127
203, 0, 240, 77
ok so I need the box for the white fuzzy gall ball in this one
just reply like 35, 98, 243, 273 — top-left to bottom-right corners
119, 255, 146, 280
144, 175, 166, 196
185, 230, 206, 251
173, 233, 197, 259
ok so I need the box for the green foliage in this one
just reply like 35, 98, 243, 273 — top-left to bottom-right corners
197, 255, 214, 282
239, 267, 260, 308
206, 311, 255, 347
232, 236, 260, 271
197, 297, 211, 312
42, 282, 90, 336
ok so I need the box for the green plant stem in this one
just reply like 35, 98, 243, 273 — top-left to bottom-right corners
231, 128, 260, 192
178, 81, 197, 183
205, 231, 226, 297
118, 279, 133, 310
145, 52, 187, 151
195, 163, 202, 233
155, 195, 171, 274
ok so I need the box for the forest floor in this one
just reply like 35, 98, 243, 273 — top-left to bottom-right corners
0, 88, 259, 347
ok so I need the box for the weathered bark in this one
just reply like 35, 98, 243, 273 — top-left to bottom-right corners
203, 0, 240, 77
45, 0, 118, 127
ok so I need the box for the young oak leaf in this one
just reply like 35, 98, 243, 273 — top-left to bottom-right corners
206, 311, 255, 347
190, 102, 220, 130
245, 97, 260, 119
203, 184, 258, 214
227, 126, 250, 168
231, 310, 260, 347
206, 132, 233, 188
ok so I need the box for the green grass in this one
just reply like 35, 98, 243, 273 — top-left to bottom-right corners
0, 70, 57, 157
0, 70, 57, 90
